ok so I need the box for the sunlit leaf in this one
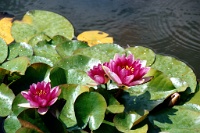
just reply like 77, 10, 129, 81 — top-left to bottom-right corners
59, 84, 89, 128
11, 10, 74, 44
4, 115, 21, 133
148, 104, 200, 132
77, 30, 113, 46
126, 46, 156, 66
0, 17, 14, 44
56, 40, 89, 57
0, 38, 8, 63
0, 84, 15, 116
1, 56, 30, 75
74, 92, 107, 130
33, 40, 61, 65
151, 54, 197, 93
57, 55, 100, 71
74, 44, 125, 62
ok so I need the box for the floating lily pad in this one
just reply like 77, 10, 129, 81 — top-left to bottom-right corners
73, 44, 125, 62
56, 40, 89, 57
0, 84, 15, 116
57, 55, 100, 71
11, 10, 74, 44
1, 56, 30, 75
4, 115, 21, 133
0, 38, 8, 63
59, 84, 89, 127
74, 92, 107, 130
151, 54, 197, 93
126, 46, 156, 66
148, 104, 200, 132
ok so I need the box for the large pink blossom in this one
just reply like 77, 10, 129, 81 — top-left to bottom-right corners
87, 63, 109, 85
18, 81, 61, 115
103, 54, 151, 87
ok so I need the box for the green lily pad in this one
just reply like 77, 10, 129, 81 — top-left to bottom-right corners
9, 63, 51, 94
0, 84, 15, 116
56, 40, 89, 58
74, 92, 107, 130
4, 115, 21, 133
33, 40, 61, 65
50, 67, 94, 85
12, 93, 29, 116
11, 10, 74, 44
148, 104, 200, 133
57, 55, 100, 71
113, 111, 149, 132
151, 54, 197, 93
1, 56, 30, 75
73, 44, 125, 62
29, 56, 53, 67
0, 38, 8, 63
59, 84, 89, 127
126, 46, 156, 66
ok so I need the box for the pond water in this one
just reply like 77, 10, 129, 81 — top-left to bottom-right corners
0, 0, 200, 79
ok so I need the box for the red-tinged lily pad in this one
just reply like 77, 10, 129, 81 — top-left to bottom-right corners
74, 92, 107, 130
11, 10, 74, 45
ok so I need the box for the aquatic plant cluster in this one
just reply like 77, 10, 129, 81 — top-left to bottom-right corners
0, 10, 199, 133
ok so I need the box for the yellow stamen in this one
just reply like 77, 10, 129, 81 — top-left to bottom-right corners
36, 90, 46, 96
123, 65, 134, 72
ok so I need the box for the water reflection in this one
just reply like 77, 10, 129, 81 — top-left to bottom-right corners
0, 0, 200, 78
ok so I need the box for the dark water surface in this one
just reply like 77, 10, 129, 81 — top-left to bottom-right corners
1, 0, 200, 79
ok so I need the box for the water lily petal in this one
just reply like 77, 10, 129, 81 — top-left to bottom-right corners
129, 79, 145, 86
103, 66, 122, 85
38, 107, 48, 115
18, 103, 37, 108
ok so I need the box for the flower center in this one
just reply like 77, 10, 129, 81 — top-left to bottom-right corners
35, 89, 46, 96
123, 65, 134, 72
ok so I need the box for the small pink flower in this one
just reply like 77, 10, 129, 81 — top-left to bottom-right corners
87, 63, 109, 85
18, 81, 61, 115
103, 54, 151, 87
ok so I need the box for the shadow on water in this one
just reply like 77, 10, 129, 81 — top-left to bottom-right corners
0, 0, 200, 78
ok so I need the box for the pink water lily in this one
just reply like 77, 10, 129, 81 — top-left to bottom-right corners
18, 81, 61, 115
103, 54, 151, 87
87, 63, 109, 85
